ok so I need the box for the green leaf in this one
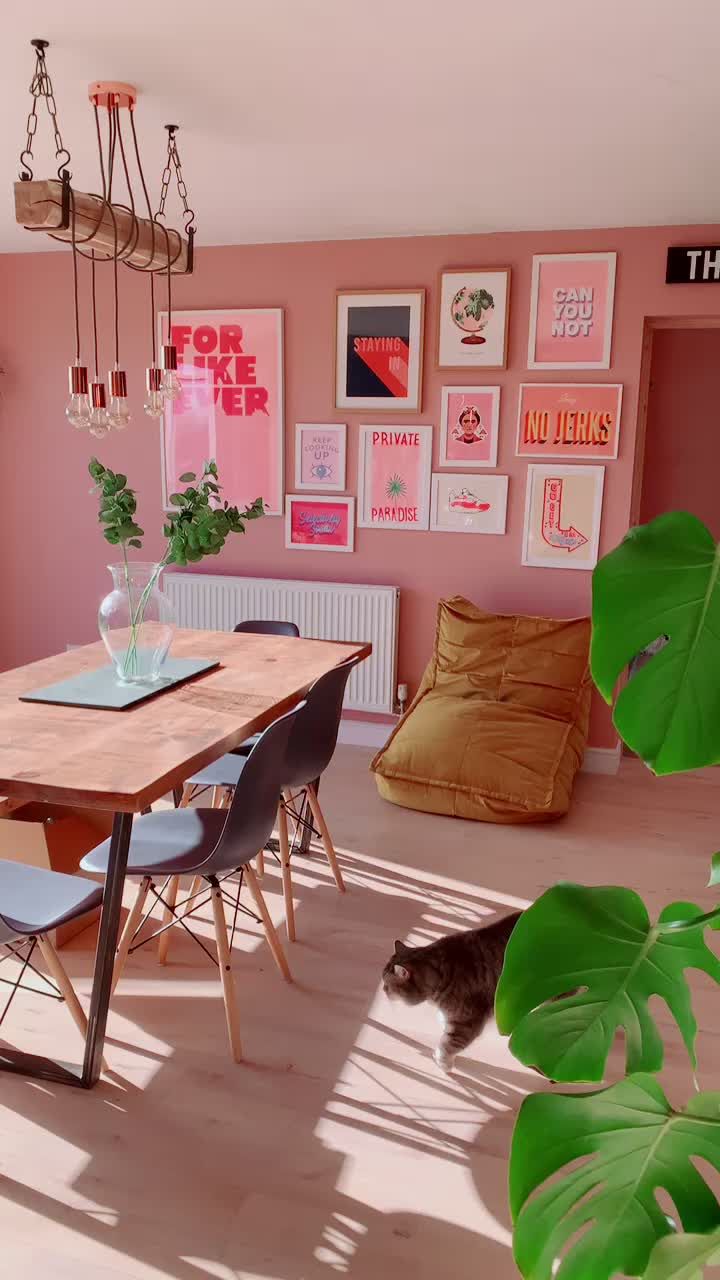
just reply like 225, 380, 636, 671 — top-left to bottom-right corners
169, 493, 185, 507
591, 513, 720, 774
128, 538, 143, 549
709, 854, 720, 887
510, 1074, 720, 1280
645, 1227, 720, 1279
178, 471, 196, 483
495, 884, 720, 1081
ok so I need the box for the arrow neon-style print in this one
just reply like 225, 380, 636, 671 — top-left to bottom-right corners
541, 477, 588, 552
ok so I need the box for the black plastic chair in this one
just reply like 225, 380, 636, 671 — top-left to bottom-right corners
181, 657, 356, 942
81, 703, 303, 1063
0, 861, 107, 1067
230, 620, 300, 761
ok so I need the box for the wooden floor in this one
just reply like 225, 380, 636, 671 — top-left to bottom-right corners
1, 751, 719, 1279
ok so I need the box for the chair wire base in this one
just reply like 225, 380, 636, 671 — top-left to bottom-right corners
126, 869, 263, 967
0, 937, 63, 1028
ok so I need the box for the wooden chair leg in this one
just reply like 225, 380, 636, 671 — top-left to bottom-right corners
243, 862, 293, 982
211, 786, 224, 809
37, 934, 110, 1075
157, 875, 180, 965
178, 785, 193, 807
277, 799, 296, 942
210, 882, 243, 1063
256, 848, 265, 879
112, 876, 152, 994
306, 784, 345, 893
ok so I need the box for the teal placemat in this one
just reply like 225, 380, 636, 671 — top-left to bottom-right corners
20, 656, 220, 711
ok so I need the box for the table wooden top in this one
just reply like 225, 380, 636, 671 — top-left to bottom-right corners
0, 630, 371, 813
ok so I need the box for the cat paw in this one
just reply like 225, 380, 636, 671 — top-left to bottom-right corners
433, 1047, 455, 1073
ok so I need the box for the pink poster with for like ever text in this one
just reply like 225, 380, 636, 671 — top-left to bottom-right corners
161, 309, 284, 514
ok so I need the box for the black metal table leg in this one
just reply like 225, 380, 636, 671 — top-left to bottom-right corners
82, 811, 133, 1086
0, 809, 133, 1088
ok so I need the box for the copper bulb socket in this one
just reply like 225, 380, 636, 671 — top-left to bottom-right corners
162, 344, 178, 372
91, 381, 107, 409
69, 364, 89, 395
108, 368, 128, 398
146, 365, 163, 392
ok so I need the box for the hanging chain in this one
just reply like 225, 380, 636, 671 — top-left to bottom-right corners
19, 40, 71, 181
155, 125, 196, 233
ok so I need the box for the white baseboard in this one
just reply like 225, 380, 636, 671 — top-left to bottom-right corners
339, 718, 623, 776
582, 744, 622, 775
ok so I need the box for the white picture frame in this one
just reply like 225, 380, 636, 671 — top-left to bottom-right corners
357, 424, 432, 530
527, 252, 616, 370
430, 473, 508, 534
284, 494, 355, 553
439, 385, 500, 468
521, 463, 605, 571
515, 384, 623, 460
335, 289, 425, 412
294, 423, 347, 491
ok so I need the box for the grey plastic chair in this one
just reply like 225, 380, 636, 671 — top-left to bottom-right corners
182, 656, 357, 942
230, 620, 300, 760
0, 860, 106, 1065
81, 703, 303, 1063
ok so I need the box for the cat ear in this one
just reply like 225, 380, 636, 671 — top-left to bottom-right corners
394, 939, 411, 956
393, 963, 411, 982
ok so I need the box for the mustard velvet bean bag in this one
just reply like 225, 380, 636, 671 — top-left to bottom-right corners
371, 597, 592, 824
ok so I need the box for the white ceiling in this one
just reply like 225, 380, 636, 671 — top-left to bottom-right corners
1, 0, 718, 253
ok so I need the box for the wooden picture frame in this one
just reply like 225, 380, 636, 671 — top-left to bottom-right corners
335, 288, 425, 412
515, 384, 623, 460
436, 268, 511, 370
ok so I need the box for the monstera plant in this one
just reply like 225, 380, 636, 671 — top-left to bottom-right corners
497, 511, 720, 1280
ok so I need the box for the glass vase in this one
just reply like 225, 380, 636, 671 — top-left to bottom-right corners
99, 561, 176, 684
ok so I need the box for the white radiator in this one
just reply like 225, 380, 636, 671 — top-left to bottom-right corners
164, 572, 400, 714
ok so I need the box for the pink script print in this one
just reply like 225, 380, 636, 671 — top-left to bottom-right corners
290, 500, 349, 547
533, 258, 611, 365
162, 311, 282, 512
444, 390, 495, 463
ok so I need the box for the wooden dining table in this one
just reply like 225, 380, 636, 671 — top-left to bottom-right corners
0, 628, 371, 1088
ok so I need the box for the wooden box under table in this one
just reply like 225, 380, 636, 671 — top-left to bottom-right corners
0, 798, 112, 947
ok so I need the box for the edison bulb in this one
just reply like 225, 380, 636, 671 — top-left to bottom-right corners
108, 396, 131, 429
162, 370, 182, 401
144, 388, 165, 419
66, 392, 91, 429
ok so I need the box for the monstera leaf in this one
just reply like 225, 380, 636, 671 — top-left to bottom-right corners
510, 1074, 720, 1280
592, 511, 720, 775
495, 884, 720, 1082
645, 1228, 720, 1280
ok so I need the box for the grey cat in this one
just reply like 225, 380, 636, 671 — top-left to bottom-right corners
382, 912, 521, 1072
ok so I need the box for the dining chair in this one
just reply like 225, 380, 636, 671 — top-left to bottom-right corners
180, 656, 356, 943
80, 703, 302, 1063
0, 860, 108, 1070
229, 620, 301, 767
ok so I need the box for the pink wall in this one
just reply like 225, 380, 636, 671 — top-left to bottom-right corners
640, 327, 720, 538
2, 224, 720, 748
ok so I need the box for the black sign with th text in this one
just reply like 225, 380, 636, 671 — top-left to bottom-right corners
666, 245, 720, 284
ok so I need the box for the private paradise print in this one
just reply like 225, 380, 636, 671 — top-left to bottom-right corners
285, 495, 354, 553
516, 384, 622, 459
160, 308, 284, 515
357, 425, 432, 530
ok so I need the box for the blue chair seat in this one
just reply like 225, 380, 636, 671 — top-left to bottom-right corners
189, 754, 246, 790
0, 860, 103, 945
81, 809, 229, 878
231, 732, 260, 758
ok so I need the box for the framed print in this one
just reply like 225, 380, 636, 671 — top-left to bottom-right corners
527, 253, 616, 370
437, 268, 510, 370
335, 289, 425, 412
430, 473, 508, 534
439, 386, 500, 468
159, 308, 284, 515
285, 494, 354, 552
516, 384, 622, 460
294, 423, 346, 491
522, 464, 605, 571
357, 425, 432, 530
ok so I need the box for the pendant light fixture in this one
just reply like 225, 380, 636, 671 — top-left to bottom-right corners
15, 39, 197, 431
